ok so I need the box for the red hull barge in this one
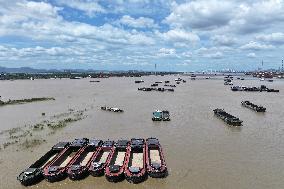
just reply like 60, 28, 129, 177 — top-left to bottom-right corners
17, 142, 69, 186
105, 140, 129, 182
146, 138, 167, 178
67, 139, 103, 180
89, 140, 114, 177
43, 138, 88, 182
124, 138, 147, 184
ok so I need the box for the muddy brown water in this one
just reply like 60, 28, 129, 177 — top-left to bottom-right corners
0, 76, 284, 189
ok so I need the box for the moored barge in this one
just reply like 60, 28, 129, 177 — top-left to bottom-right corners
43, 138, 88, 182
213, 109, 243, 126
105, 140, 129, 182
145, 138, 167, 178
124, 138, 147, 184
67, 139, 103, 180
89, 140, 114, 177
17, 142, 69, 186
241, 101, 266, 112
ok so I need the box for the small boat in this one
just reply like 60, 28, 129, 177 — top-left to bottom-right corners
152, 110, 162, 121
17, 142, 69, 186
101, 106, 124, 112
267, 79, 273, 82
90, 80, 100, 83
241, 101, 266, 112
151, 83, 158, 87
43, 138, 88, 182
105, 140, 129, 182
213, 109, 243, 126
182, 80, 186, 83
165, 81, 170, 83
89, 140, 114, 177
67, 139, 103, 180
266, 88, 279, 92
155, 81, 163, 84
166, 88, 174, 92
124, 138, 147, 184
162, 111, 171, 121
135, 80, 144, 83
145, 138, 167, 178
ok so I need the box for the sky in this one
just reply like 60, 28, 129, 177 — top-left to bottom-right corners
0, 0, 284, 71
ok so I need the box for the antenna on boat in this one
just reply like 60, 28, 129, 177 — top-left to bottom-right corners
155, 63, 157, 76
282, 59, 283, 73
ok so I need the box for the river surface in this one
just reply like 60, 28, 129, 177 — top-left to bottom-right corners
0, 75, 283, 189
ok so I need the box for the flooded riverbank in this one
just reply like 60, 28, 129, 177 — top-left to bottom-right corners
0, 76, 284, 189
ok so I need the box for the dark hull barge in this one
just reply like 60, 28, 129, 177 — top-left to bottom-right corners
241, 101, 266, 112
67, 139, 103, 180
17, 142, 69, 186
145, 138, 167, 178
89, 140, 114, 177
124, 138, 147, 184
43, 138, 88, 182
213, 109, 243, 126
105, 140, 129, 182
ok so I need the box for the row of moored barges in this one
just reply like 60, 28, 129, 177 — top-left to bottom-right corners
213, 101, 266, 126
17, 138, 167, 186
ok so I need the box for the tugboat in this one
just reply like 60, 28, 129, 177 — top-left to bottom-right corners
145, 138, 167, 178
241, 101, 266, 112
17, 142, 69, 186
162, 111, 171, 121
89, 140, 114, 177
124, 138, 147, 184
67, 139, 103, 180
101, 106, 124, 112
266, 88, 279, 92
105, 140, 129, 182
152, 110, 163, 121
43, 138, 88, 182
135, 80, 144, 83
213, 109, 243, 126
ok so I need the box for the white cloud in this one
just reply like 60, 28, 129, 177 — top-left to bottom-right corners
256, 32, 284, 44
165, 0, 234, 30
204, 52, 223, 59
0, 1, 155, 46
158, 29, 200, 43
157, 48, 177, 57
56, 0, 106, 17
118, 15, 158, 28
196, 47, 226, 59
212, 35, 237, 46
240, 41, 274, 50
247, 52, 256, 58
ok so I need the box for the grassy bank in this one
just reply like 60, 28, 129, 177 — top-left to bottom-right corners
0, 97, 55, 106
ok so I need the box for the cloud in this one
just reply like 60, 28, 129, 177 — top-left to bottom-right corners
117, 15, 158, 28
211, 35, 237, 46
256, 32, 284, 45
247, 52, 256, 58
196, 47, 225, 59
164, 0, 234, 30
232, 0, 284, 34
158, 29, 200, 44
240, 41, 274, 50
56, 0, 106, 17
157, 48, 177, 57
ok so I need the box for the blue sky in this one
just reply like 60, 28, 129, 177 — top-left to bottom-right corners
0, 0, 284, 71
